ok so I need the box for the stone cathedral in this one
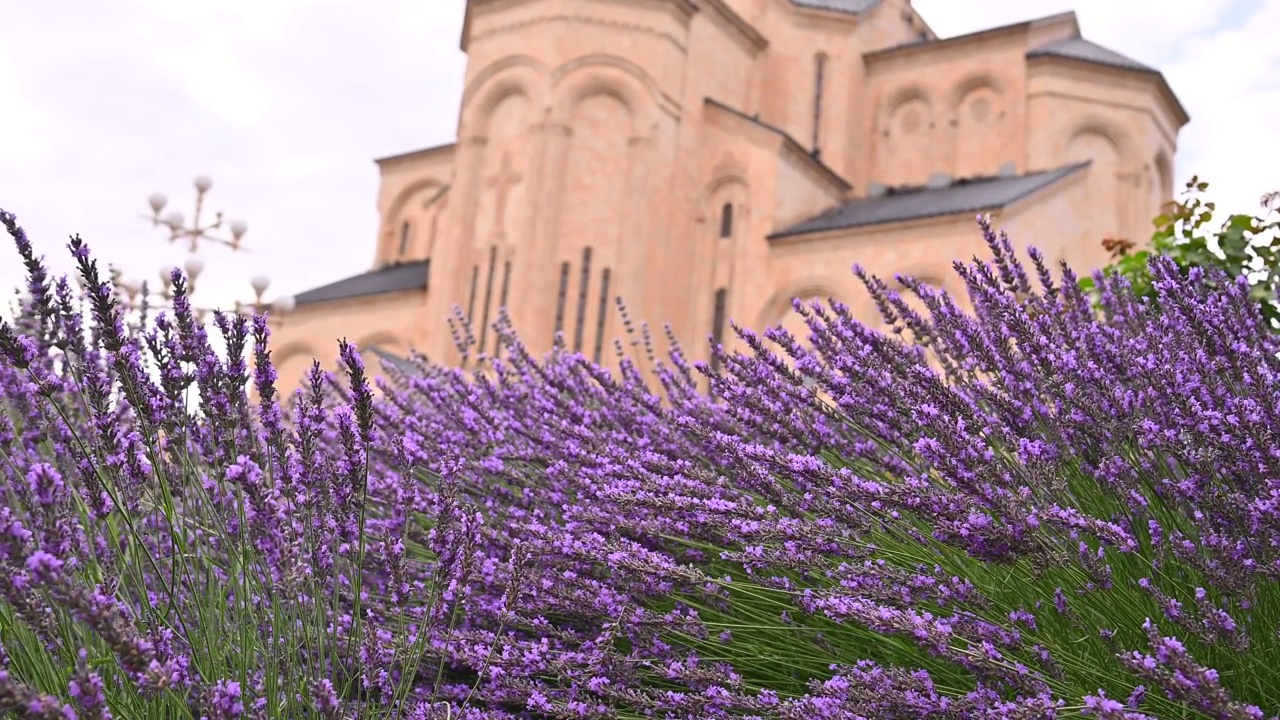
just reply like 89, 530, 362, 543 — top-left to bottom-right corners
268, 0, 1187, 393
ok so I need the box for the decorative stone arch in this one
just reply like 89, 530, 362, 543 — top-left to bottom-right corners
272, 340, 321, 369
271, 340, 323, 394
1062, 118, 1131, 164
458, 56, 550, 130
948, 73, 1004, 111
549, 58, 663, 137
385, 178, 446, 223
874, 84, 936, 186
547, 57, 666, 321
700, 175, 749, 240
880, 84, 934, 125
352, 331, 409, 371
1063, 119, 1132, 251
459, 73, 548, 146
705, 174, 749, 197
950, 74, 1007, 178
755, 280, 848, 335
702, 174, 749, 210
380, 178, 449, 261
355, 330, 405, 352
889, 269, 955, 311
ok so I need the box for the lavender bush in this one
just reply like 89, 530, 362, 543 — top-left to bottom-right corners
2, 207, 1279, 719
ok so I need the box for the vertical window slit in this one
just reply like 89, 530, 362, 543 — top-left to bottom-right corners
399, 221, 411, 256
466, 265, 479, 324
593, 268, 611, 364
495, 259, 512, 356
711, 287, 728, 374
573, 247, 592, 352
478, 245, 497, 354
813, 54, 827, 155
554, 262, 570, 337
720, 203, 734, 238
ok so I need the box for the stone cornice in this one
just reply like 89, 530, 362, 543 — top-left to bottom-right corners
462, 0, 698, 52
466, 11, 688, 55
1025, 55, 1190, 131
698, 0, 769, 54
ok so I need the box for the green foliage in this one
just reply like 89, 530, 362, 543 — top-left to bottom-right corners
1080, 178, 1280, 325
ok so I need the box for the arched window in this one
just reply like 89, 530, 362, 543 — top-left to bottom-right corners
812, 53, 827, 155
720, 202, 734, 238
398, 221, 411, 256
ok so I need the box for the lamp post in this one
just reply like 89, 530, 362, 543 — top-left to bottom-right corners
114, 175, 294, 318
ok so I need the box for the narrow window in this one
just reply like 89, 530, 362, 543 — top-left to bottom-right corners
466, 265, 479, 323
720, 203, 734, 238
593, 268, 611, 364
478, 246, 497, 354
554, 262, 570, 336
812, 54, 827, 155
398, 221, 411, 256
573, 247, 592, 352
495, 260, 512, 356
710, 287, 728, 374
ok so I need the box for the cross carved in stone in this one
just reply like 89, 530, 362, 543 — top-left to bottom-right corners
486, 150, 523, 238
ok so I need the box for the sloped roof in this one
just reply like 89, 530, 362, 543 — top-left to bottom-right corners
771, 162, 1088, 239
374, 142, 456, 166
705, 98, 852, 192
1027, 37, 1157, 73
791, 0, 881, 14
294, 260, 429, 307
368, 347, 424, 376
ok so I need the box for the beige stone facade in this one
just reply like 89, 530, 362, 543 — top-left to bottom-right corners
268, 0, 1187, 394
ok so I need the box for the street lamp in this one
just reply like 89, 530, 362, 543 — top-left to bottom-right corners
117, 175, 295, 318
143, 175, 249, 254
234, 274, 295, 315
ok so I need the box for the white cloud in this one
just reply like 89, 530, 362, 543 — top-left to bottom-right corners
0, 0, 1275, 345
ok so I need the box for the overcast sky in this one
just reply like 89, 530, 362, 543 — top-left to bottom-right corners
1, 0, 1277, 323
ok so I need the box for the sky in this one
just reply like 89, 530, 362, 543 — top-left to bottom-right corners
1, 0, 1277, 321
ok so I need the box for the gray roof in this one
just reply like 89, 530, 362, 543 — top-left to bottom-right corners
1027, 37, 1157, 73
295, 259, 429, 306
771, 162, 1088, 239
791, 0, 881, 14
368, 347, 424, 376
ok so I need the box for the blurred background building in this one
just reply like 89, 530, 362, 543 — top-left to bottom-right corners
246, 1, 1183, 391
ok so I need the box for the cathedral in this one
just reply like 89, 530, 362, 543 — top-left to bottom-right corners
267, 0, 1187, 392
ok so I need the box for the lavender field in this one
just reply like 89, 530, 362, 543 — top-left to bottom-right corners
2, 208, 1278, 718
